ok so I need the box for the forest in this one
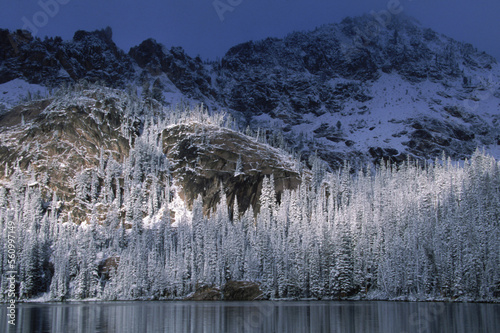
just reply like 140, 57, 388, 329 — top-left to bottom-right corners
0, 102, 499, 302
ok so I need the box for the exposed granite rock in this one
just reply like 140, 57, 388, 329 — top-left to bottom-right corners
0, 89, 135, 223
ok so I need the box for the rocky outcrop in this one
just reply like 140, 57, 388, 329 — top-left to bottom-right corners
55, 27, 134, 86
0, 29, 63, 85
222, 281, 263, 301
0, 88, 136, 222
184, 285, 222, 301
0, 27, 134, 87
403, 111, 498, 160
185, 281, 262, 301
129, 39, 216, 100
162, 122, 301, 215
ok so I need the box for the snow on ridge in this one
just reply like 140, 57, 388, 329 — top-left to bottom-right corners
0, 78, 48, 111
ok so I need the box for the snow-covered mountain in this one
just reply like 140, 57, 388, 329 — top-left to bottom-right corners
1, 15, 499, 168
1, 16, 499, 302
1, 13, 500, 222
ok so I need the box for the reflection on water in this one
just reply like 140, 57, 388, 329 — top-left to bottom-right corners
1, 300, 499, 333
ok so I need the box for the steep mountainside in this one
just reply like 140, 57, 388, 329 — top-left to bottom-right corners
0, 15, 499, 168
0, 86, 299, 222
215, 15, 500, 166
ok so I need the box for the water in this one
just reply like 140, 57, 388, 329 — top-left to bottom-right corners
1, 300, 499, 333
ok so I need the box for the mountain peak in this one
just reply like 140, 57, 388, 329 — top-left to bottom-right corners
73, 26, 114, 45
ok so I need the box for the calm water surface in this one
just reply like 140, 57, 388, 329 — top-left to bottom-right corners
1, 300, 498, 333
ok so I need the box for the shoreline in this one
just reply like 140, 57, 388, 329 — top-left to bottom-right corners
5, 296, 500, 304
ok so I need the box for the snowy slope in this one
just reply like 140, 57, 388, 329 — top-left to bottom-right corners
0, 15, 499, 168
0, 79, 48, 113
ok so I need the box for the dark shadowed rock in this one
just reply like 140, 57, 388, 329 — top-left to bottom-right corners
98, 256, 120, 280
222, 281, 263, 301
185, 285, 221, 301
184, 281, 263, 301
129, 39, 216, 100
0, 27, 133, 87
402, 116, 492, 160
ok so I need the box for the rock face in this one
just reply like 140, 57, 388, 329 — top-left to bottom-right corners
0, 91, 132, 183
0, 88, 136, 222
222, 281, 263, 301
163, 122, 301, 215
185, 281, 262, 301
185, 285, 222, 301
0, 87, 300, 223
404, 115, 489, 160
129, 39, 216, 100
0, 27, 134, 87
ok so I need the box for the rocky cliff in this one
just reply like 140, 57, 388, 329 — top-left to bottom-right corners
0, 86, 300, 222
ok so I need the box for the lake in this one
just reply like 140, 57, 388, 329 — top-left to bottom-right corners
1, 300, 499, 333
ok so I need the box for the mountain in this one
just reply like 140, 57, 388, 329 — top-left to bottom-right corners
0, 15, 499, 302
1, 13, 499, 231
215, 15, 500, 166
1, 15, 499, 169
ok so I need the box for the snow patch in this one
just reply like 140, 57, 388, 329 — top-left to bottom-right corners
0, 79, 48, 111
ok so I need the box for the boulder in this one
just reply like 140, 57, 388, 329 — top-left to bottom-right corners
185, 285, 221, 301
184, 281, 263, 301
222, 281, 263, 301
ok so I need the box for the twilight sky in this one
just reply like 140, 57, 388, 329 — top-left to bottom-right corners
1, 0, 499, 61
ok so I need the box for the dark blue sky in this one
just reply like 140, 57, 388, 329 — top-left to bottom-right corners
2, 0, 499, 61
